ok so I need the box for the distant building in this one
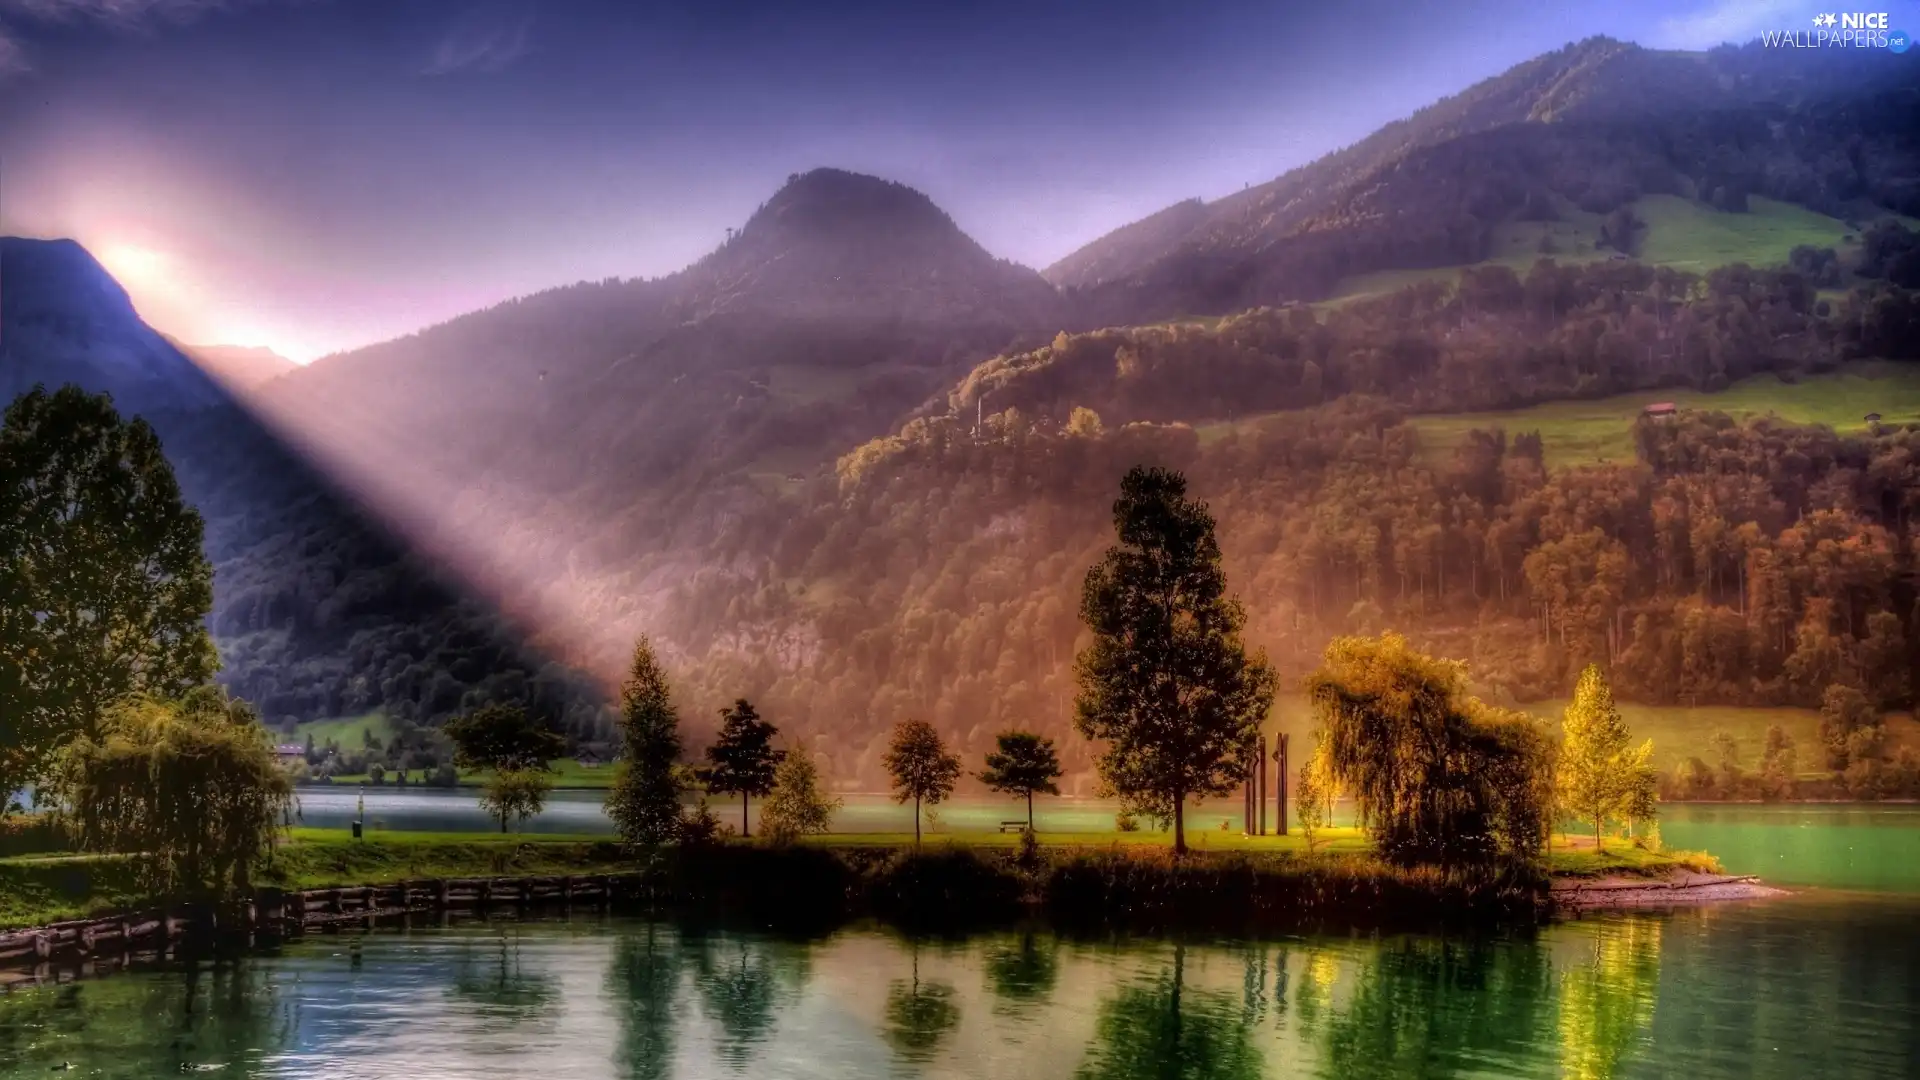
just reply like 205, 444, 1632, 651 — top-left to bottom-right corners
1643, 402, 1678, 418
274, 744, 306, 764
1865, 412, 1883, 423
576, 746, 609, 768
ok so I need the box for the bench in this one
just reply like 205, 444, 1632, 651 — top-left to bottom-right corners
998, 821, 1029, 833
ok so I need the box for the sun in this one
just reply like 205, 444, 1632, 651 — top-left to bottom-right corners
94, 243, 173, 293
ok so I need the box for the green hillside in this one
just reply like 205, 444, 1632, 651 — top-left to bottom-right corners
1328, 195, 1855, 303
1407, 361, 1920, 469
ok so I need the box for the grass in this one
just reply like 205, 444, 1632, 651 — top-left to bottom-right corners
1405, 362, 1920, 470
287, 712, 393, 751
1326, 194, 1855, 303
317, 759, 617, 789
0, 827, 1709, 931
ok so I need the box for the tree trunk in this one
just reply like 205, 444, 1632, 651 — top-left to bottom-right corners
1026, 790, 1034, 831
914, 795, 922, 847
742, 791, 751, 839
1594, 809, 1603, 852
500, 814, 508, 834
1173, 792, 1186, 855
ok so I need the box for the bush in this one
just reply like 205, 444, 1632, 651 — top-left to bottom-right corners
0, 814, 70, 858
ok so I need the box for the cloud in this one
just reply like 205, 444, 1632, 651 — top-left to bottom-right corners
1648, 0, 1806, 49
423, 2, 533, 76
0, 0, 306, 78
0, 29, 25, 73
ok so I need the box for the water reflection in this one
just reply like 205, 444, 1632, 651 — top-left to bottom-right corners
608, 924, 684, 1080
882, 949, 961, 1067
1558, 918, 1661, 1080
983, 931, 1058, 1015
1076, 945, 1263, 1080
0, 901, 1916, 1079
690, 934, 806, 1069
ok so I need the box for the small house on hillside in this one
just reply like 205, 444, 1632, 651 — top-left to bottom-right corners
1643, 402, 1678, 418
576, 746, 609, 768
274, 744, 306, 765
1865, 412, 1883, 424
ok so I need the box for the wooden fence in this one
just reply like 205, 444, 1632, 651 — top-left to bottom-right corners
0, 872, 646, 974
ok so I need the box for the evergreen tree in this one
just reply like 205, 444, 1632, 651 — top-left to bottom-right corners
882, 719, 960, 846
607, 637, 685, 847
704, 699, 783, 837
1558, 664, 1653, 850
1074, 466, 1276, 853
978, 731, 1062, 830
1, 386, 217, 800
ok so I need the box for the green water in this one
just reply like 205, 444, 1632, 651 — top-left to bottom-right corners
1660, 803, 1920, 892
0, 897, 1915, 1078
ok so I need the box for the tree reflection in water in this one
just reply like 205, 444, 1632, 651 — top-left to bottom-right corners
690, 933, 814, 1070
448, 932, 560, 1026
1558, 917, 1662, 1080
1317, 936, 1556, 1079
884, 945, 961, 1067
1074, 945, 1264, 1080
608, 923, 687, 1080
0, 958, 291, 1076
983, 931, 1059, 1016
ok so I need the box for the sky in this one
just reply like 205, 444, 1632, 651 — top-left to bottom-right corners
0, 0, 1904, 362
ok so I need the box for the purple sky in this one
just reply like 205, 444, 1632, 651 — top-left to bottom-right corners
0, 0, 1880, 361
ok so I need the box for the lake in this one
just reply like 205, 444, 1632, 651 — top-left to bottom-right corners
5, 799, 1918, 1078
0, 896, 1916, 1078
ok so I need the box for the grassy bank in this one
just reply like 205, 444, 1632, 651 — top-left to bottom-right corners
0, 830, 1714, 934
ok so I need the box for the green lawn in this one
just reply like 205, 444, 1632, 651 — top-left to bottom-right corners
319, 758, 616, 789
1326, 194, 1855, 303
1405, 362, 1920, 470
289, 712, 393, 750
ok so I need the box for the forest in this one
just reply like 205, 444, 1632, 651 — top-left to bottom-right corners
648, 255, 1920, 789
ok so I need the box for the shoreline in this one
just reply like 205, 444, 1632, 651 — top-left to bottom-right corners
1552, 871, 1785, 909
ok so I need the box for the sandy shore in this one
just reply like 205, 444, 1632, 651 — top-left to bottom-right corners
1552, 871, 1785, 909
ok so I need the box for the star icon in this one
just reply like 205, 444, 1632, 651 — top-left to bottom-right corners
1824, 14, 1839, 26
1813, 13, 1825, 25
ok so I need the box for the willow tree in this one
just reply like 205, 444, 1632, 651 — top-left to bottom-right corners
1307, 633, 1553, 870
607, 636, 685, 848
52, 688, 290, 896
1074, 466, 1275, 854
1, 386, 217, 801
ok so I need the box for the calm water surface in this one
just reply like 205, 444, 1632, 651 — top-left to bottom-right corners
1, 897, 1916, 1079
11, 800, 1918, 1077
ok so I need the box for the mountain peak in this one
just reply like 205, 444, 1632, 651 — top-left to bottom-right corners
747, 168, 960, 241
1, 236, 221, 413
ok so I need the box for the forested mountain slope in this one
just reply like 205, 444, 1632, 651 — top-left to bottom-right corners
0, 239, 610, 739
1047, 39, 1920, 319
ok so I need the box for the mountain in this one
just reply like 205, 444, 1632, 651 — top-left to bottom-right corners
236, 169, 1075, 683
170, 340, 298, 391
0, 237, 612, 741
1046, 39, 1920, 317
0, 238, 223, 414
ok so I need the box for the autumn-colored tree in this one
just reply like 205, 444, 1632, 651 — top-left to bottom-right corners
1557, 665, 1653, 851
883, 719, 960, 846
1307, 633, 1553, 869
1074, 466, 1276, 854
759, 750, 841, 843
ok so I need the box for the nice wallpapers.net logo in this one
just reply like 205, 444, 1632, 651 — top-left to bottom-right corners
1761, 12, 1910, 50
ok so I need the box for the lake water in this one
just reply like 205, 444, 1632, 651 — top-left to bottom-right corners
7, 799, 1919, 1078
0, 896, 1916, 1078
